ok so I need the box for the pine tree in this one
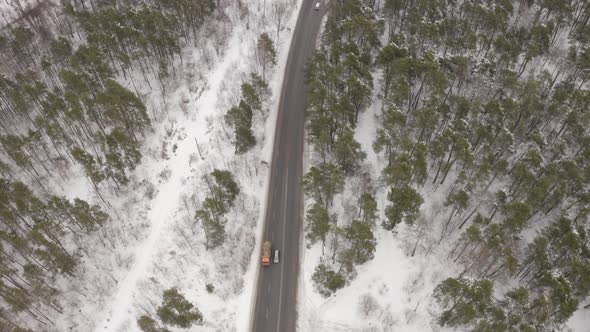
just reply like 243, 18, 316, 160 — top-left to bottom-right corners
97, 79, 150, 143
137, 315, 171, 332
333, 126, 366, 175
373, 107, 407, 166
240, 74, 269, 115
156, 288, 202, 328
440, 189, 470, 240
358, 192, 378, 225
70, 147, 105, 191
339, 220, 376, 272
195, 169, 239, 249
383, 185, 423, 230
433, 277, 494, 327
225, 100, 256, 154
305, 203, 331, 254
195, 202, 225, 250
383, 152, 413, 187
49, 37, 72, 67
208, 169, 240, 212
302, 163, 345, 208
257, 33, 277, 82
241, 81, 261, 113
501, 201, 532, 235
311, 264, 345, 298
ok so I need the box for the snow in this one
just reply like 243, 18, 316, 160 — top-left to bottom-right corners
297, 2, 590, 331
2, 0, 588, 330
88, 2, 305, 331
0, 0, 307, 329
236, 0, 304, 329
94, 29, 240, 332
0, 0, 42, 27
300, 230, 452, 331
568, 304, 590, 332
299, 91, 462, 331
295, 1, 590, 329
0, 1, 305, 331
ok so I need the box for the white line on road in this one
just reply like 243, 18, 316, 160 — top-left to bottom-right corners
268, 283, 271, 294
266, 307, 269, 320
276, 167, 289, 332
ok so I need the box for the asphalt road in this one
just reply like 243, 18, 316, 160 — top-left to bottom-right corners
251, 1, 326, 332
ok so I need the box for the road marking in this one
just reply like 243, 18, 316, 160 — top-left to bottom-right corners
266, 307, 269, 320
268, 283, 271, 294
271, 231, 275, 241
276, 168, 289, 332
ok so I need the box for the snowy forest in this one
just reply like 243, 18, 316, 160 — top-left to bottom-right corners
301, 0, 590, 331
0, 0, 589, 331
0, 0, 300, 330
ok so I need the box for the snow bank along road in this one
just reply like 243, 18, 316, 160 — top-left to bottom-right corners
251, 1, 326, 332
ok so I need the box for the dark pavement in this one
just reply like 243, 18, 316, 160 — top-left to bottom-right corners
251, 1, 326, 332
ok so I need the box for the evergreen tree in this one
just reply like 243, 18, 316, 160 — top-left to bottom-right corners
333, 127, 366, 175
97, 79, 150, 143
501, 201, 532, 235
241, 76, 267, 115
339, 220, 376, 272
383, 185, 423, 230
208, 169, 240, 213
70, 147, 105, 190
305, 203, 332, 253
257, 33, 277, 82
137, 315, 170, 332
225, 100, 256, 154
156, 288, 202, 328
433, 277, 494, 327
302, 163, 345, 208
195, 201, 225, 250
311, 264, 345, 298
358, 192, 378, 225
195, 169, 239, 249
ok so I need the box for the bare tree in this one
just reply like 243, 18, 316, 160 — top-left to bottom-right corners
270, 0, 290, 44
358, 293, 380, 318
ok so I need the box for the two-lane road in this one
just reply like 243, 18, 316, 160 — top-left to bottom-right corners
251, 1, 326, 331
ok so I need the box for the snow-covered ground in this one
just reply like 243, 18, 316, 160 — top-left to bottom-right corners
297, 5, 590, 331
90, 3, 304, 331
3, 0, 589, 330
299, 229, 454, 331
94, 30, 248, 332
1, 1, 304, 331
0, 0, 43, 26
568, 307, 590, 332
299, 103, 463, 331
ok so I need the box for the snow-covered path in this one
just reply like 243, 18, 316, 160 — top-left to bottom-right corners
94, 32, 244, 332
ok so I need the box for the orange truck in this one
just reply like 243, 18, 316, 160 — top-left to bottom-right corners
261, 241, 271, 266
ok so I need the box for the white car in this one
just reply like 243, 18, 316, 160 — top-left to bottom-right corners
315, 2, 320, 10
274, 250, 280, 263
